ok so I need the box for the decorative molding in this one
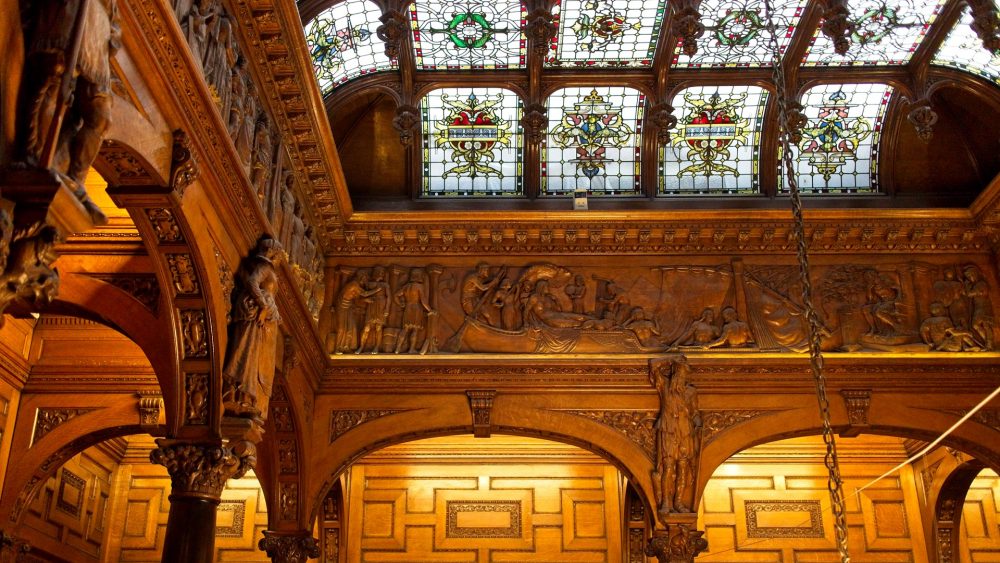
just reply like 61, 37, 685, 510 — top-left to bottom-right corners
55, 469, 86, 517
215, 500, 246, 538
33, 408, 98, 444
445, 500, 522, 539
701, 410, 769, 444
136, 391, 163, 426
180, 309, 208, 358
185, 373, 209, 425
562, 410, 656, 460
745, 500, 824, 538
88, 274, 160, 312
146, 208, 183, 243
467, 390, 496, 438
329, 409, 403, 442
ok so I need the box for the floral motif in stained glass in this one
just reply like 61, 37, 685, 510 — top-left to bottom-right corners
804, 0, 946, 65
421, 88, 523, 196
674, 0, 806, 67
410, 0, 527, 69
932, 6, 1000, 84
783, 83, 892, 193
660, 86, 768, 195
547, 0, 668, 67
542, 87, 644, 195
304, 0, 394, 94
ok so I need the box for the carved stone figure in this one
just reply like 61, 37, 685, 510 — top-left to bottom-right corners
356, 266, 390, 354
16, 0, 121, 224
564, 274, 587, 314
671, 308, 719, 348
333, 270, 376, 355
650, 357, 701, 517
222, 236, 286, 419
394, 268, 432, 354
963, 265, 994, 350
705, 307, 754, 349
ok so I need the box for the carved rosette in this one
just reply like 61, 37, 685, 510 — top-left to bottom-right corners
644, 525, 708, 563
821, 0, 854, 55
521, 104, 548, 145
258, 531, 320, 563
0, 529, 31, 559
526, 9, 557, 56
377, 10, 409, 59
649, 104, 677, 145
392, 105, 420, 146
149, 442, 249, 499
672, 0, 705, 57
169, 129, 199, 196
907, 103, 938, 142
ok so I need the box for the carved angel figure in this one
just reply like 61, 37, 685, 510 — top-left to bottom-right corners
222, 236, 286, 419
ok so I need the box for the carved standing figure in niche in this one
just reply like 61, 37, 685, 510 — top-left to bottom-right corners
651, 357, 701, 517
222, 236, 285, 419
564, 274, 587, 314
671, 308, 719, 348
333, 270, 375, 354
395, 268, 432, 354
963, 265, 994, 350
356, 266, 390, 354
16, 0, 120, 224
704, 306, 754, 348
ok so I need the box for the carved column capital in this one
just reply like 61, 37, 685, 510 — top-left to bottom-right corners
258, 531, 320, 563
644, 521, 708, 563
149, 441, 250, 499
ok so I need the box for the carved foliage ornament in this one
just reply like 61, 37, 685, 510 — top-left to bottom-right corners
185, 373, 209, 425
167, 254, 200, 295
329, 409, 403, 442
180, 309, 209, 358
671, 0, 705, 57
33, 408, 97, 444
700, 410, 768, 444
169, 129, 199, 196
376, 10, 408, 59
147, 209, 182, 243
393, 105, 420, 146
0, 221, 61, 326
521, 104, 547, 145
468, 390, 496, 438
563, 410, 656, 460
258, 532, 320, 563
644, 525, 708, 563
148, 443, 248, 497
525, 9, 557, 55
907, 102, 938, 142
90, 274, 160, 312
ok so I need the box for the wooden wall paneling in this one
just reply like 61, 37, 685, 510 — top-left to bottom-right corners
959, 469, 1000, 562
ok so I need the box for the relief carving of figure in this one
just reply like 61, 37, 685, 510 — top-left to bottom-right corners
624, 307, 661, 347
704, 306, 754, 349
222, 236, 286, 419
461, 263, 503, 324
356, 266, 390, 354
651, 358, 701, 517
598, 280, 631, 325
394, 268, 433, 354
963, 265, 994, 350
16, 0, 120, 224
862, 272, 906, 337
202, 1, 236, 112
920, 301, 980, 352
493, 279, 522, 331
671, 308, 719, 348
933, 269, 970, 330
524, 279, 589, 329
564, 274, 587, 314
332, 270, 375, 354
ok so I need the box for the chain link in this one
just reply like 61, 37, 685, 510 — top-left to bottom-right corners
763, 1, 851, 561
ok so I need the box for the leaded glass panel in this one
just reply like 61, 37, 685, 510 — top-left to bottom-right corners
932, 6, 1000, 84
421, 88, 523, 196
542, 87, 645, 195
674, 0, 806, 68
782, 83, 892, 193
410, 0, 527, 69
660, 86, 768, 195
804, 0, 946, 66
304, 1, 395, 94
546, 0, 668, 67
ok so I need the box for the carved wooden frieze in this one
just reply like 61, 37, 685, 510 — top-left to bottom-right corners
560, 410, 657, 460
939, 408, 1000, 432
32, 408, 98, 444
329, 409, 404, 442
326, 260, 998, 355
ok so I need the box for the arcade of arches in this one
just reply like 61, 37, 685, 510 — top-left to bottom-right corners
1, 0, 1000, 561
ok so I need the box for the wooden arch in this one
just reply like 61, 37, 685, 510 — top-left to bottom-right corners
931, 459, 988, 563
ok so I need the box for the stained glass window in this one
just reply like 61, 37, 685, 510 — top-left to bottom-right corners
932, 6, 1000, 84
410, 0, 527, 69
546, 0, 668, 67
674, 0, 806, 68
304, 0, 395, 94
542, 87, 645, 195
660, 86, 768, 195
804, 0, 946, 66
421, 88, 523, 196
781, 83, 892, 193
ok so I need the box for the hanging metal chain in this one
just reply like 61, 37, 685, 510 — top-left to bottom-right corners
763, 1, 851, 561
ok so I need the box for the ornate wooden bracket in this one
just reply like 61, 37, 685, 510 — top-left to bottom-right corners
467, 390, 497, 438
169, 129, 199, 197
839, 388, 871, 437
644, 514, 708, 563
136, 390, 164, 428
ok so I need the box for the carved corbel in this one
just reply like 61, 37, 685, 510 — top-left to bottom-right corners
467, 390, 496, 438
0, 221, 60, 327
169, 129, 199, 197
392, 105, 420, 146
136, 390, 163, 427
377, 10, 409, 59
840, 389, 871, 437
820, 0, 854, 55
526, 8, 557, 56
521, 104, 548, 145
0, 529, 31, 561
671, 0, 705, 57
258, 531, 320, 563
968, 0, 1000, 51
649, 104, 677, 145
149, 441, 250, 499
644, 520, 708, 563
907, 101, 938, 142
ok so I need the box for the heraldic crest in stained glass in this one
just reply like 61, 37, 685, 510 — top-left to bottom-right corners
306, 17, 375, 82
434, 92, 513, 178
672, 91, 750, 177
798, 90, 873, 180
549, 89, 633, 179
570, 0, 643, 52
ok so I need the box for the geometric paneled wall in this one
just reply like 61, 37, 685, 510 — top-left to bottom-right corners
960, 469, 1000, 563
344, 435, 623, 563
